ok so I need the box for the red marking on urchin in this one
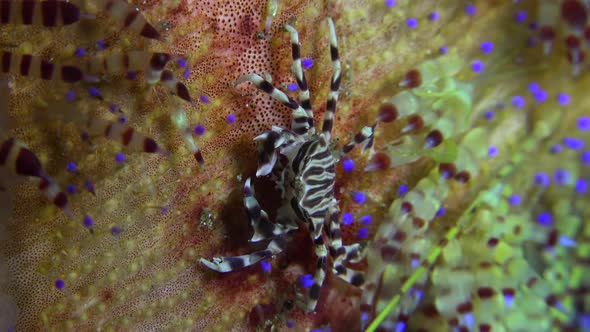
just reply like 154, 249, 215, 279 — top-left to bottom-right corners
545, 294, 558, 307
487, 237, 499, 247
365, 152, 390, 171
392, 230, 407, 242
526, 277, 538, 288
539, 26, 556, 40
561, 0, 588, 29
546, 228, 559, 246
566, 35, 581, 48
502, 288, 515, 297
377, 103, 398, 123
424, 129, 443, 149
401, 201, 413, 214
411, 217, 425, 229
403, 115, 424, 133
477, 287, 495, 299
456, 301, 473, 314
423, 303, 439, 317
454, 171, 471, 183
401, 69, 422, 88
439, 163, 457, 179
380, 245, 399, 262
479, 323, 492, 332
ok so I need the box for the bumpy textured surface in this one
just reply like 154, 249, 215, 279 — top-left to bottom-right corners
0, 0, 589, 331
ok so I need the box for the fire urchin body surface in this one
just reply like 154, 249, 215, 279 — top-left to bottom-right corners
200, 18, 372, 311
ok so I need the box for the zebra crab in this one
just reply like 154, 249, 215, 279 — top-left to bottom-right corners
200, 18, 395, 311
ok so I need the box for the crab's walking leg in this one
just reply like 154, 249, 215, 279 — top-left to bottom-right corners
321, 17, 342, 143
285, 23, 314, 129
200, 179, 292, 272
235, 73, 310, 135
243, 178, 293, 242
199, 235, 287, 273
325, 208, 365, 286
341, 125, 376, 155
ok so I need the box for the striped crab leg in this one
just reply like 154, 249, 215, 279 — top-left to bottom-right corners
199, 178, 292, 272
320, 17, 342, 143
235, 73, 310, 135
284, 23, 314, 129
325, 208, 365, 285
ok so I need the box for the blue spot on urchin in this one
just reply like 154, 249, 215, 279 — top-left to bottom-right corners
260, 259, 271, 272
578, 116, 590, 131
55, 279, 65, 289
435, 207, 446, 217
302, 58, 314, 69
398, 184, 408, 197
488, 146, 498, 157
557, 93, 570, 105
342, 158, 354, 172
528, 82, 540, 93
533, 90, 548, 103
226, 114, 236, 124
115, 153, 125, 163
536, 211, 553, 226
480, 41, 494, 53
471, 60, 484, 72
287, 83, 298, 92
66, 162, 77, 173
385, 0, 396, 7
83, 215, 94, 228
511, 96, 525, 108
111, 226, 122, 235
359, 215, 372, 225
563, 137, 584, 150
406, 18, 418, 29
357, 228, 369, 239
66, 90, 75, 101
194, 125, 206, 136
299, 274, 314, 288
428, 11, 439, 21
533, 172, 550, 187
66, 184, 77, 195
554, 168, 571, 186
342, 213, 353, 225
575, 178, 588, 194
352, 191, 367, 204
508, 194, 521, 206
582, 151, 590, 165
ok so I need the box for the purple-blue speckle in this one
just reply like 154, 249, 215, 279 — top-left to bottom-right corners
534, 172, 550, 187
471, 60, 484, 72
578, 116, 590, 131
511, 96, 525, 108
194, 125, 206, 136
509, 194, 521, 205
558, 93, 570, 105
480, 41, 494, 53
352, 191, 367, 204
536, 211, 553, 226
342, 212, 354, 225
406, 18, 418, 29
226, 114, 236, 124
55, 279, 65, 289
343, 158, 354, 172
302, 58, 314, 69
563, 137, 584, 150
